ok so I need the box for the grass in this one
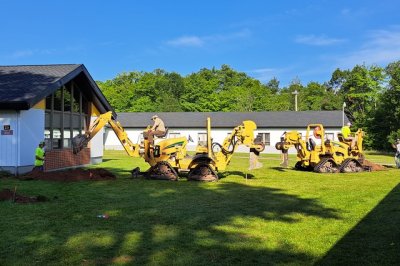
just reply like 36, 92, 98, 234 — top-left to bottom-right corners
0, 150, 399, 265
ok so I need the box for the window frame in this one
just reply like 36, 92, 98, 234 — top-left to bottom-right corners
45, 82, 90, 150
256, 132, 271, 146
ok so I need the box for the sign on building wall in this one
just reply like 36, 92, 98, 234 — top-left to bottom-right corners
1, 125, 13, 135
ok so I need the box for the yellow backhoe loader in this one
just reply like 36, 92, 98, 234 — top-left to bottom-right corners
73, 111, 265, 181
275, 124, 365, 173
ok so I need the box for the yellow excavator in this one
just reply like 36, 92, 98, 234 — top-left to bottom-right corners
72, 111, 265, 181
275, 124, 365, 173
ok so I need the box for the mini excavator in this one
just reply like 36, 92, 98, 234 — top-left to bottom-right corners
72, 111, 265, 181
275, 124, 365, 173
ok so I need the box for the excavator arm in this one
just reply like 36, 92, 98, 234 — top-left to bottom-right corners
72, 111, 139, 157
212, 119, 265, 170
275, 131, 310, 167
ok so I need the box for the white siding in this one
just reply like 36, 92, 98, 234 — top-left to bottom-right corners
90, 116, 104, 160
19, 109, 45, 165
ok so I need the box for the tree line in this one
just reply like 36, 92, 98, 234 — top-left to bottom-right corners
97, 62, 400, 151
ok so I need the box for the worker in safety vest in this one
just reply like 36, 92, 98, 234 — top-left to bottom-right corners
34, 141, 46, 171
341, 122, 356, 149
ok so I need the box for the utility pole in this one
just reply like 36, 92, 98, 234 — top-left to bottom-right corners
292, 90, 299, 111
342, 102, 346, 126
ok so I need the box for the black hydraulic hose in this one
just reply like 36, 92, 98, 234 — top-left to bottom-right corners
212, 134, 238, 155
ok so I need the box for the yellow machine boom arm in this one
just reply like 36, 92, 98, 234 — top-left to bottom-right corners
72, 111, 139, 157
212, 119, 265, 170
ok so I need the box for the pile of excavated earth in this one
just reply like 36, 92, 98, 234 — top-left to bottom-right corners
0, 188, 48, 203
363, 159, 387, 171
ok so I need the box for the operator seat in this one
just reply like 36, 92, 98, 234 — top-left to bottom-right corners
337, 133, 351, 145
153, 128, 169, 144
337, 133, 356, 151
155, 127, 168, 138
308, 138, 317, 151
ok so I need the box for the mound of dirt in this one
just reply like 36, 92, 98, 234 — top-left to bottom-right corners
0, 188, 48, 203
363, 160, 387, 171
20, 168, 116, 182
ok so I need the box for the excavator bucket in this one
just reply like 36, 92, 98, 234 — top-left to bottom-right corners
72, 134, 89, 154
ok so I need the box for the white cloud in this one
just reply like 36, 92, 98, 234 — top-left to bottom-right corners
295, 34, 345, 46
11, 50, 34, 58
10, 48, 55, 58
336, 27, 400, 68
165, 29, 251, 48
166, 36, 204, 47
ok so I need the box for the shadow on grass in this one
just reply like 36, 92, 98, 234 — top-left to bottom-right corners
79, 182, 340, 264
270, 166, 292, 172
1, 175, 342, 265
317, 183, 400, 265
101, 159, 116, 163
218, 171, 255, 179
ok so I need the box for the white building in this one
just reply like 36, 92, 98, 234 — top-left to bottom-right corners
0, 64, 114, 175
104, 111, 350, 154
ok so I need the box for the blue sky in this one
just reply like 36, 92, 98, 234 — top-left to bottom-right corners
1, 0, 400, 86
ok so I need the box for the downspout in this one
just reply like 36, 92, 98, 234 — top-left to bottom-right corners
16, 110, 20, 176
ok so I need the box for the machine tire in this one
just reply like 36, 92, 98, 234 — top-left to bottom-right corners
339, 158, 363, 173
275, 142, 284, 150
188, 163, 218, 182
294, 161, 312, 171
254, 143, 265, 152
314, 158, 339, 173
146, 161, 178, 181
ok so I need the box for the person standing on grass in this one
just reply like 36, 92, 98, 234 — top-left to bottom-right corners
33, 141, 46, 171
392, 139, 400, 168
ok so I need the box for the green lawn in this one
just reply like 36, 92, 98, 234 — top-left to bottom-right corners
0, 150, 399, 265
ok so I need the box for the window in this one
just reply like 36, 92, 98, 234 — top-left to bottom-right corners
198, 133, 207, 146
45, 82, 90, 150
169, 132, 180, 138
256, 132, 270, 146
325, 133, 334, 141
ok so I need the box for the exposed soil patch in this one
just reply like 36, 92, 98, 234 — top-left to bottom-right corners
0, 188, 48, 203
20, 168, 116, 182
363, 160, 387, 171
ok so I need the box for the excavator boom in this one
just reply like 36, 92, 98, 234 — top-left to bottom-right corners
72, 111, 139, 157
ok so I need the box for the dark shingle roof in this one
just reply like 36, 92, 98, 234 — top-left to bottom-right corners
115, 111, 349, 128
0, 64, 114, 115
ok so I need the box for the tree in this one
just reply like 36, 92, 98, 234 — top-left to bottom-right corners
369, 61, 400, 150
329, 65, 385, 125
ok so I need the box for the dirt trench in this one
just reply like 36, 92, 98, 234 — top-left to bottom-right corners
20, 168, 116, 182
0, 188, 48, 203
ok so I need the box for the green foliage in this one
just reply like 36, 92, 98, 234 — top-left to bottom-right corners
368, 61, 400, 150
97, 62, 400, 151
329, 65, 385, 124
